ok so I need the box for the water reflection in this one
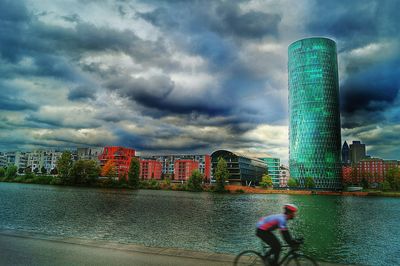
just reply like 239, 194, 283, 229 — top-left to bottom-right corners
0, 183, 399, 266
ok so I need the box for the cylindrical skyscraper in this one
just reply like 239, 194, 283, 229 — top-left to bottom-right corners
288, 37, 342, 190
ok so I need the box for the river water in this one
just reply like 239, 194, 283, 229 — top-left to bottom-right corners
0, 183, 398, 265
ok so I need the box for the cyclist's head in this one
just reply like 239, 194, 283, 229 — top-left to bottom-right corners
284, 204, 298, 219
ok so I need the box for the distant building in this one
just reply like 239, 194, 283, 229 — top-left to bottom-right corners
98, 146, 136, 178
77, 147, 103, 161
279, 165, 290, 188
259, 157, 280, 187
342, 141, 350, 165
349, 141, 366, 165
342, 158, 400, 185
140, 154, 211, 181
174, 160, 200, 181
140, 160, 162, 180
211, 150, 267, 185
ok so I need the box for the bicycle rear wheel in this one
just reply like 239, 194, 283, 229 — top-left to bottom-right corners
234, 250, 267, 266
285, 254, 318, 266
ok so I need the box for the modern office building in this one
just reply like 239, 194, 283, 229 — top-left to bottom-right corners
288, 37, 342, 189
211, 150, 267, 185
349, 141, 366, 165
342, 141, 350, 165
259, 157, 280, 187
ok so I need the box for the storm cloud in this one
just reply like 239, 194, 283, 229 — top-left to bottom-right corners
0, 0, 399, 161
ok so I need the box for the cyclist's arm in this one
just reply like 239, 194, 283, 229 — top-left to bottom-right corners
280, 229, 296, 245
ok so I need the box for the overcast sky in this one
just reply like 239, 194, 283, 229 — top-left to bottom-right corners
1, 0, 399, 162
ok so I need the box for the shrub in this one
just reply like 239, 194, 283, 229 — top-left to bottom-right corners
259, 174, 273, 188
187, 170, 203, 191
235, 189, 245, 193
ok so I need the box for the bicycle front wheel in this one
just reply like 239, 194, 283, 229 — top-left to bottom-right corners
285, 254, 318, 266
234, 250, 267, 266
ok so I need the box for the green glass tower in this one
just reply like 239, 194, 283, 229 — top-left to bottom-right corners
288, 37, 342, 189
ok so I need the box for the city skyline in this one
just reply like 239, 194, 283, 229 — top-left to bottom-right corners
1, 0, 399, 163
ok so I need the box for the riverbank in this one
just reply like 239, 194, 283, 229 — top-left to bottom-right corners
0, 230, 345, 266
225, 185, 400, 197
1, 178, 400, 197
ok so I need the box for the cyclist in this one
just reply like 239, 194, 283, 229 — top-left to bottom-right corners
256, 204, 301, 266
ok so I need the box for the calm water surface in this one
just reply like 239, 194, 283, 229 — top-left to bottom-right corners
0, 183, 399, 265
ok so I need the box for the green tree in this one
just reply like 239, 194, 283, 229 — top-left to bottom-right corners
386, 167, 400, 191
5, 165, 18, 179
56, 151, 73, 183
0, 167, 5, 178
50, 167, 58, 175
361, 177, 369, 189
381, 180, 391, 191
69, 160, 101, 185
288, 178, 299, 188
128, 157, 140, 188
187, 169, 203, 191
305, 177, 315, 189
33, 168, 39, 174
259, 174, 273, 188
214, 157, 229, 192
41, 166, 47, 175
18, 167, 24, 174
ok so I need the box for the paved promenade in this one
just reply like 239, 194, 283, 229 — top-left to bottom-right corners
0, 230, 347, 266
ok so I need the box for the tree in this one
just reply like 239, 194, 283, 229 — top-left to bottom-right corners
386, 167, 400, 191
0, 167, 6, 177
259, 174, 273, 188
50, 167, 58, 175
128, 157, 140, 188
361, 177, 369, 189
381, 180, 391, 191
5, 165, 17, 179
56, 151, 73, 183
305, 177, 315, 189
288, 178, 299, 188
18, 167, 24, 174
101, 160, 118, 178
41, 166, 47, 175
214, 157, 229, 192
70, 160, 101, 185
187, 169, 203, 191
33, 168, 39, 174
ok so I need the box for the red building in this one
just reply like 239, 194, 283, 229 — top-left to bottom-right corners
140, 160, 162, 180
174, 160, 199, 181
98, 146, 135, 179
342, 158, 400, 185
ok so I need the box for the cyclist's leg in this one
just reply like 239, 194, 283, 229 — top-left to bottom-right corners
256, 229, 281, 266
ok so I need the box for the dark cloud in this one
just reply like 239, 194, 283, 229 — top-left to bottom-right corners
0, 96, 37, 111
68, 85, 97, 101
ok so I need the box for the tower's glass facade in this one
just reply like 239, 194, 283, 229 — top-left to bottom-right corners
288, 37, 342, 189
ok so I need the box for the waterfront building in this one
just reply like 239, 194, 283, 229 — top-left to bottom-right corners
210, 150, 267, 185
342, 158, 400, 186
0, 153, 5, 168
342, 141, 350, 165
279, 165, 290, 188
140, 160, 162, 180
141, 154, 211, 181
26, 150, 62, 174
77, 147, 103, 161
98, 146, 136, 178
174, 160, 200, 181
349, 141, 366, 165
259, 157, 280, 187
288, 37, 342, 189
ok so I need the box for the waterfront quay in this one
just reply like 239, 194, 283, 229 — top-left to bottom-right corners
0, 230, 343, 266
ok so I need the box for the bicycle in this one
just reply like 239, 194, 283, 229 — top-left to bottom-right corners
233, 238, 318, 266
